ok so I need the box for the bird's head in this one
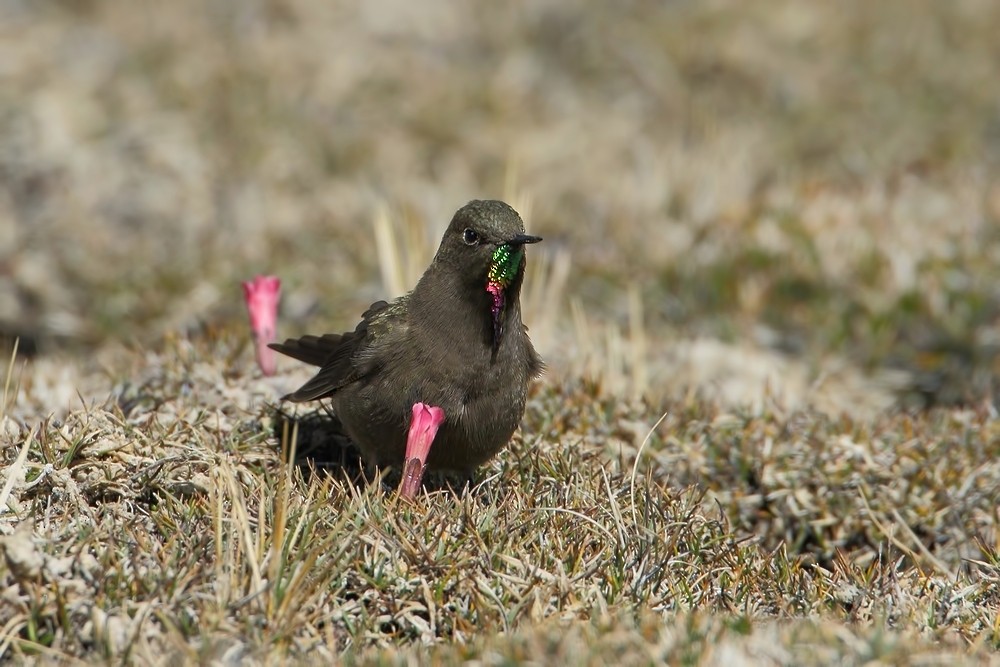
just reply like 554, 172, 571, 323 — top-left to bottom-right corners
434, 199, 541, 290
432, 200, 542, 351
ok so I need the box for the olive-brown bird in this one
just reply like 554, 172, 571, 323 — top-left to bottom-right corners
269, 200, 543, 497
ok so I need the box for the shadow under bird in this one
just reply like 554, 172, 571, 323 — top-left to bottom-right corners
269, 200, 543, 498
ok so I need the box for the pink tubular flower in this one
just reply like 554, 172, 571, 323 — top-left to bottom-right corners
242, 275, 281, 376
399, 402, 446, 499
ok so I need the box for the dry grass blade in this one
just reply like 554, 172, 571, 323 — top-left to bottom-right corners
629, 410, 671, 528
529, 506, 615, 543
373, 205, 408, 298
0, 426, 35, 516
1, 338, 19, 419
858, 486, 957, 582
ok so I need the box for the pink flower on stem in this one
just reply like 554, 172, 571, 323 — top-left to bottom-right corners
242, 275, 281, 376
399, 402, 446, 499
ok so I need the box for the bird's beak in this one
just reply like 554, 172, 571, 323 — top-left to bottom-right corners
505, 233, 543, 246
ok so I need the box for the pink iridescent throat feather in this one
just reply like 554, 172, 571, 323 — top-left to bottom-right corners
487, 280, 506, 351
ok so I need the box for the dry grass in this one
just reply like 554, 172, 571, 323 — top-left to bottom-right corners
1, 340, 998, 663
2, 0, 1000, 664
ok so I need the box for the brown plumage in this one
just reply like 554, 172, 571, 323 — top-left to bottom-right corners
270, 200, 543, 493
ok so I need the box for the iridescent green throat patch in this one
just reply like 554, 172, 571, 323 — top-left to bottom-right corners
487, 245, 524, 289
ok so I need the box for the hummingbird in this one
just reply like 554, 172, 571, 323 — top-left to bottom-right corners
270, 200, 543, 498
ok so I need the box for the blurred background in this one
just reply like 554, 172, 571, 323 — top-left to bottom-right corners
3, 0, 1000, 417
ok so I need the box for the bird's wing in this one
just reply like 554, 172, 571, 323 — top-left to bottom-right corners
269, 299, 396, 402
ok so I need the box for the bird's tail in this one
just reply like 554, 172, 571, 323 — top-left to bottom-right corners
268, 334, 344, 367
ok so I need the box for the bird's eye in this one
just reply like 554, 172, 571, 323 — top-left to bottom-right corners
462, 228, 480, 245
